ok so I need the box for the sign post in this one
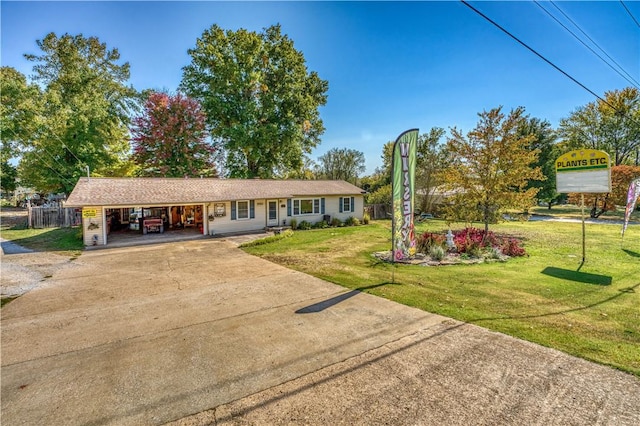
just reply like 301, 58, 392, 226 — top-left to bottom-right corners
556, 149, 611, 268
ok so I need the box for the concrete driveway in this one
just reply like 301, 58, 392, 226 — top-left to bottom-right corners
2, 239, 639, 425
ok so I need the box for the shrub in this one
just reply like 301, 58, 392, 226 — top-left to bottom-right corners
331, 217, 342, 227
416, 232, 446, 254
488, 246, 503, 260
290, 218, 297, 230
297, 220, 312, 230
362, 212, 370, 225
429, 245, 446, 261
501, 238, 526, 257
450, 227, 526, 257
345, 216, 360, 226
314, 220, 329, 229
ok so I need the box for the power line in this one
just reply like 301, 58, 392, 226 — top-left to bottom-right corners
548, 1, 640, 88
534, 1, 640, 89
620, 0, 640, 29
33, 150, 77, 186
459, 0, 618, 111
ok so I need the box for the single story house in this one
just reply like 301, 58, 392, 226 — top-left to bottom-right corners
65, 177, 365, 247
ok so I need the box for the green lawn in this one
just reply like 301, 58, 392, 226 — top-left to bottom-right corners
530, 203, 627, 220
243, 219, 640, 377
0, 227, 84, 255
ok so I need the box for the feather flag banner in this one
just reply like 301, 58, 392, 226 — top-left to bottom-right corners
622, 178, 640, 239
391, 129, 418, 261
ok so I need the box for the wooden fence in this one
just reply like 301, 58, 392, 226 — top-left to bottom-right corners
28, 206, 82, 229
365, 204, 391, 220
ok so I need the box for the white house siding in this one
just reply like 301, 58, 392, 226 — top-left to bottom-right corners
82, 207, 106, 246
207, 200, 267, 235
284, 195, 363, 225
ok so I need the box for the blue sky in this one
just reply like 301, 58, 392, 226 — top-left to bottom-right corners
2, 1, 639, 174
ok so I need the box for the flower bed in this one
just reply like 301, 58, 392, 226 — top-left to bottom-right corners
374, 227, 527, 266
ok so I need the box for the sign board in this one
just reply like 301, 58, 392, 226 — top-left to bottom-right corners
556, 149, 611, 193
82, 208, 97, 218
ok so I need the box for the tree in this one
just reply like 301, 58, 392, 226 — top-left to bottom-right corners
1, 67, 42, 157
17, 33, 138, 194
1, 67, 43, 193
362, 141, 393, 205
559, 87, 640, 166
415, 127, 448, 213
441, 106, 544, 233
131, 92, 217, 177
610, 165, 640, 206
316, 147, 365, 184
517, 116, 561, 209
567, 165, 640, 216
180, 24, 328, 178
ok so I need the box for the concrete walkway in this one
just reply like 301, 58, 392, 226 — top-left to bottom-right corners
2, 239, 639, 425
0, 238, 34, 255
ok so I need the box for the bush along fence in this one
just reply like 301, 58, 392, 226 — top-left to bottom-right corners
28, 206, 82, 229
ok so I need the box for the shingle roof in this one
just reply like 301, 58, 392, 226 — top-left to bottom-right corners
65, 177, 364, 207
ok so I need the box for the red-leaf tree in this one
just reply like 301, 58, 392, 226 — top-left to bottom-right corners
131, 92, 217, 177
567, 165, 640, 216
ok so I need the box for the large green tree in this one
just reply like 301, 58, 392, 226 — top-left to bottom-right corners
517, 116, 560, 209
0, 67, 43, 193
131, 92, 217, 177
180, 24, 328, 178
442, 106, 544, 233
317, 147, 365, 184
18, 33, 138, 194
559, 87, 640, 166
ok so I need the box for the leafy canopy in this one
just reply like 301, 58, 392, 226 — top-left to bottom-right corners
17, 33, 138, 193
180, 24, 328, 178
131, 92, 217, 177
317, 147, 365, 184
1, 67, 43, 192
517, 116, 561, 208
441, 106, 544, 232
559, 87, 640, 166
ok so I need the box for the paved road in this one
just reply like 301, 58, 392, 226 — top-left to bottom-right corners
2, 239, 639, 425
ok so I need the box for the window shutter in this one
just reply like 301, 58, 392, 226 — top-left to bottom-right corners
231, 201, 236, 220
350, 196, 355, 213
250, 200, 255, 219
339, 197, 343, 213
321, 198, 325, 215
287, 199, 292, 216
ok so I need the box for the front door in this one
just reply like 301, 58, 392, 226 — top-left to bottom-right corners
267, 200, 279, 227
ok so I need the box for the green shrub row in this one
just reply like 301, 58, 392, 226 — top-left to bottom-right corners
290, 214, 368, 231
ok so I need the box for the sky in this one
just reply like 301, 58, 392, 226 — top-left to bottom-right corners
2, 0, 639, 175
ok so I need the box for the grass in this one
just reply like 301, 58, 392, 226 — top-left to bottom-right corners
530, 203, 627, 220
0, 226, 84, 255
243, 219, 640, 377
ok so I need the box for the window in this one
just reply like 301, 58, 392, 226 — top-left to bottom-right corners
237, 200, 249, 220
293, 198, 321, 215
339, 196, 355, 213
342, 197, 351, 213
